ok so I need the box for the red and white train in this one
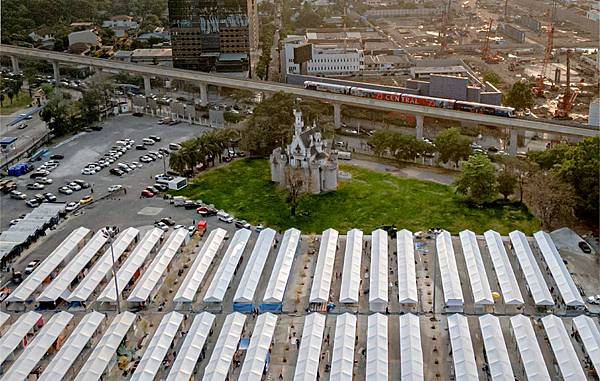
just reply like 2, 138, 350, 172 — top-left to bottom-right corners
303, 80, 515, 118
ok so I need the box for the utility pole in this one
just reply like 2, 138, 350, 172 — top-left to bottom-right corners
103, 226, 121, 314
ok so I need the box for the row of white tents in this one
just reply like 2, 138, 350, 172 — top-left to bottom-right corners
3, 224, 587, 314
0, 310, 598, 380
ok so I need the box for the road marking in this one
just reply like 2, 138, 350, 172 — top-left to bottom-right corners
138, 207, 163, 216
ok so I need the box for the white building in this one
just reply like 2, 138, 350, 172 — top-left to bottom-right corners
270, 107, 338, 194
284, 36, 364, 76
587, 10, 600, 22
102, 15, 139, 37
589, 99, 600, 127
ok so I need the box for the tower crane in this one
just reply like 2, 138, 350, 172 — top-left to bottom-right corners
533, 11, 554, 96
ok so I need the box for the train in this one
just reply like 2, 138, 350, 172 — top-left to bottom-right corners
303, 80, 516, 118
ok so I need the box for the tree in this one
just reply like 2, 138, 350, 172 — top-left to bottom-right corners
504, 81, 534, 111
528, 144, 570, 170
368, 130, 393, 157
78, 79, 112, 124
483, 71, 501, 87
494, 155, 536, 202
6, 90, 14, 104
497, 170, 516, 200
524, 171, 576, 230
435, 128, 472, 166
554, 136, 600, 222
388, 134, 431, 163
23, 65, 38, 97
454, 154, 497, 206
284, 167, 305, 216
0, 94, 4, 107
40, 93, 81, 136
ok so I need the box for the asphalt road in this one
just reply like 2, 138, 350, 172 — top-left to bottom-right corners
0, 107, 48, 167
0, 114, 208, 230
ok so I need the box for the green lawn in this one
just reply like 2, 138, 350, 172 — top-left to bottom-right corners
0, 92, 32, 115
173, 159, 539, 235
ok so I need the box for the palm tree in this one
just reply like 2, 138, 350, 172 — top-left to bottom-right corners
169, 151, 187, 175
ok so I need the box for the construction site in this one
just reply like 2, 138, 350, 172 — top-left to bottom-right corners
350, 0, 600, 124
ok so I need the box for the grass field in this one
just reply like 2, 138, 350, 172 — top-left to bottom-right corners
173, 159, 539, 235
0, 92, 32, 115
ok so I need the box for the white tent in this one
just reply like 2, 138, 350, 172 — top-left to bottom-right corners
165, 312, 215, 381
73, 311, 136, 381
366, 313, 388, 381
534, 231, 585, 306
541, 315, 586, 380
509, 230, 554, 306
436, 230, 463, 308
309, 228, 339, 304
0, 311, 9, 329
483, 230, 524, 305
369, 229, 388, 312
38, 311, 105, 381
330, 313, 356, 381
130, 312, 183, 381
478, 314, 514, 381
572, 315, 600, 374
203, 312, 246, 381
37, 230, 108, 302
203, 228, 252, 303
399, 313, 423, 381
128, 228, 188, 303
509, 314, 551, 381
0, 311, 42, 364
262, 228, 301, 310
447, 314, 478, 381
294, 313, 326, 381
97, 228, 164, 302
397, 229, 418, 305
6, 227, 90, 302
339, 229, 363, 304
233, 228, 276, 306
67, 227, 139, 302
459, 230, 493, 305
2, 311, 73, 381
239, 313, 278, 381
173, 228, 226, 303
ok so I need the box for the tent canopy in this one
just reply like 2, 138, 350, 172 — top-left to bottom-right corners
203, 312, 246, 381
339, 229, 363, 304
263, 228, 301, 304
436, 230, 463, 307
447, 314, 478, 381
397, 229, 418, 304
484, 230, 524, 305
239, 313, 278, 381
459, 230, 493, 305
366, 313, 388, 381
309, 228, 339, 304
234, 228, 276, 303
294, 313, 326, 381
330, 313, 357, 381
510, 314, 551, 381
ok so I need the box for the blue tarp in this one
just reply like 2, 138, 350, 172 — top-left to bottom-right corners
233, 303, 254, 313
259, 303, 282, 313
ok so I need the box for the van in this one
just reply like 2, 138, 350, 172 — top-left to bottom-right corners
216, 210, 230, 219
143, 138, 155, 145
338, 151, 352, 160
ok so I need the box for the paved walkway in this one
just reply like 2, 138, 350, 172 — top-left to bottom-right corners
347, 158, 457, 185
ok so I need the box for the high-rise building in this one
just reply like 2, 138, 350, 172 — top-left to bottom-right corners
168, 0, 259, 74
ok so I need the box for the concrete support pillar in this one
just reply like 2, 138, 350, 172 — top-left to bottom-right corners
415, 115, 424, 140
143, 75, 151, 97
52, 61, 61, 94
333, 102, 341, 130
199, 82, 208, 106
509, 128, 519, 156
10, 56, 19, 74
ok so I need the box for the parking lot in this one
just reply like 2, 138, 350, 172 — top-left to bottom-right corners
0, 114, 208, 230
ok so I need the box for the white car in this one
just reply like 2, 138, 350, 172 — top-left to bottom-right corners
37, 177, 53, 184
68, 182, 82, 191
131, 161, 142, 168
81, 168, 95, 175
108, 185, 123, 193
65, 202, 78, 212
10, 218, 22, 226
24, 260, 40, 274
219, 215, 234, 224
58, 186, 73, 195
155, 222, 169, 231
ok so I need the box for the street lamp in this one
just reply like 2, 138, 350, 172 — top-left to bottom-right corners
102, 226, 121, 314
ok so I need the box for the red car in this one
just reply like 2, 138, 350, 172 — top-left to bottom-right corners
141, 189, 155, 198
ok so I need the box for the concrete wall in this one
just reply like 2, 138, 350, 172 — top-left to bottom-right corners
498, 23, 526, 43
286, 73, 418, 93
516, 15, 541, 32
429, 75, 468, 101
480, 92, 502, 106
466, 86, 480, 103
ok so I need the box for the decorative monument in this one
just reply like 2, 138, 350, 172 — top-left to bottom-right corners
270, 104, 338, 194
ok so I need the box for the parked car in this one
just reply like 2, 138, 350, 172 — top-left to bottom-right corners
139, 156, 152, 163
148, 135, 161, 142
108, 185, 123, 193
73, 179, 90, 188
49, 154, 64, 160
10, 218, 22, 226
154, 221, 168, 231
65, 202, 78, 212
24, 260, 40, 274
153, 183, 168, 192
136, 145, 148, 150
44, 192, 57, 202
196, 207, 218, 216
67, 182, 82, 191
37, 177, 53, 184
169, 143, 182, 151
219, 215, 234, 224
26, 199, 39, 208
30, 171, 49, 179
27, 183, 45, 190
110, 168, 124, 176
79, 195, 94, 205
146, 186, 160, 194
10, 191, 27, 200
160, 217, 176, 226
58, 186, 73, 195
235, 220, 251, 229
142, 138, 155, 145
578, 241, 592, 254
141, 189, 154, 198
